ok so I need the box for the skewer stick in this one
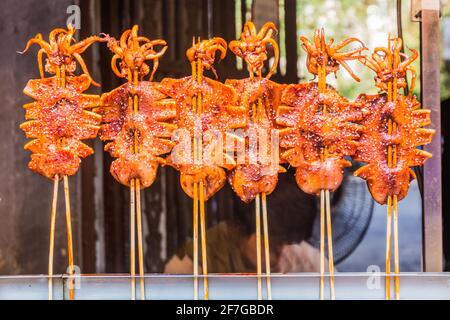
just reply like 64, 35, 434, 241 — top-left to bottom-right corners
319, 189, 325, 300
318, 63, 334, 299
191, 38, 200, 299
198, 76, 208, 299
252, 70, 263, 300
130, 179, 136, 300
249, 60, 269, 300
193, 182, 199, 300
325, 190, 335, 300
199, 181, 209, 299
63, 175, 75, 300
386, 79, 393, 300
250, 84, 263, 301
132, 68, 146, 300
135, 179, 146, 300
385, 39, 402, 299
192, 150, 199, 300
257, 92, 272, 300
48, 65, 62, 301
190, 42, 200, 299
392, 75, 400, 301
58, 65, 75, 300
191, 38, 209, 299
255, 193, 263, 300
393, 195, 400, 300
48, 176, 59, 300
261, 192, 272, 299
126, 70, 136, 300
385, 195, 392, 300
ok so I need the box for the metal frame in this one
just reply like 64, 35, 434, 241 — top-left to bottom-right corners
419, 2, 444, 272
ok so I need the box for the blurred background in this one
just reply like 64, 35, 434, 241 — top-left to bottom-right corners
0, 0, 447, 275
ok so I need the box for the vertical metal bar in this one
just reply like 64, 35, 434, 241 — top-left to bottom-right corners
284, 0, 298, 83
79, 0, 99, 275
207, 0, 213, 38
421, 8, 443, 272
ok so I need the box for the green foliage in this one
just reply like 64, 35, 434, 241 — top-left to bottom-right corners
441, 1, 450, 100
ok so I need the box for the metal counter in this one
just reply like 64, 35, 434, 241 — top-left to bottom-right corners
0, 273, 449, 300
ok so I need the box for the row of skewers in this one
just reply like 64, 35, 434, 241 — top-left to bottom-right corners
20, 22, 434, 300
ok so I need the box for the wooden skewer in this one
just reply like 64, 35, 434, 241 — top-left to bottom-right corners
385, 39, 402, 299
48, 65, 62, 301
249, 71, 263, 300
192, 111, 199, 301
199, 181, 209, 299
130, 179, 136, 300
325, 190, 335, 300
253, 71, 263, 300
191, 39, 200, 300
132, 68, 146, 300
257, 92, 272, 300
57, 65, 76, 300
319, 189, 325, 300
63, 175, 75, 300
318, 63, 335, 299
193, 182, 199, 300
190, 38, 209, 299
392, 74, 400, 301
126, 69, 136, 300
198, 74, 208, 300
249, 62, 271, 300
385, 195, 392, 300
136, 178, 146, 300
48, 175, 59, 300
261, 192, 272, 300
386, 76, 393, 300
255, 193, 263, 300
393, 195, 400, 300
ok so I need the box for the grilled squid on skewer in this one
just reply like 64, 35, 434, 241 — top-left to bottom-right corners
276, 29, 367, 300
276, 82, 366, 195
355, 36, 434, 300
20, 25, 105, 300
97, 25, 172, 300
160, 37, 247, 200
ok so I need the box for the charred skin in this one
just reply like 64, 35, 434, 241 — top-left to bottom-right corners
354, 93, 434, 204
21, 74, 101, 179
96, 81, 176, 188
276, 82, 364, 195
224, 77, 285, 202
159, 76, 247, 200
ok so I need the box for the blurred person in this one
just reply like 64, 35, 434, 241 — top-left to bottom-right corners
164, 170, 326, 274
